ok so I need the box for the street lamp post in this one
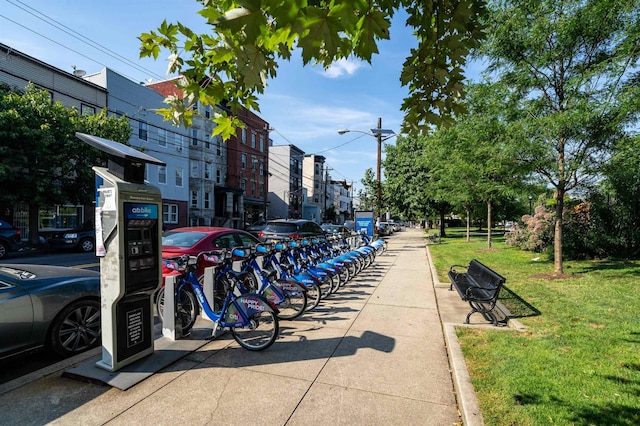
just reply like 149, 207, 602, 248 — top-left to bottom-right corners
338, 117, 395, 236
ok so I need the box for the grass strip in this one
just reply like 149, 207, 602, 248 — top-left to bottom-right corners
427, 228, 640, 425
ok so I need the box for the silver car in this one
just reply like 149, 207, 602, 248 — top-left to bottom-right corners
0, 264, 101, 360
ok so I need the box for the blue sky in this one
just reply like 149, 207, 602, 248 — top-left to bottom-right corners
0, 0, 481, 193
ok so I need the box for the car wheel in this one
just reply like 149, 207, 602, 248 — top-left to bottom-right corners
0, 242, 7, 259
79, 237, 95, 253
48, 299, 101, 357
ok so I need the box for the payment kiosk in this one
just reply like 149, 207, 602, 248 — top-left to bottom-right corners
76, 132, 165, 372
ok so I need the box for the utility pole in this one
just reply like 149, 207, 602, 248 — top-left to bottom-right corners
375, 117, 382, 232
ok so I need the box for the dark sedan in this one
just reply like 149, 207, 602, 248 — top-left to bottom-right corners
257, 219, 325, 242
0, 264, 101, 360
48, 222, 96, 253
0, 220, 24, 259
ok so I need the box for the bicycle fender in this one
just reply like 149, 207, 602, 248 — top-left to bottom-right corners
276, 278, 307, 293
224, 294, 278, 325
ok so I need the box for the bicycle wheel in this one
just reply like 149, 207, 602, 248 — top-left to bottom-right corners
275, 282, 307, 320
304, 281, 322, 311
231, 311, 279, 351
320, 274, 334, 299
156, 287, 199, 335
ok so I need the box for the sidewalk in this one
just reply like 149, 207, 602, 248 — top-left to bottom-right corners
0, 228, 483, 425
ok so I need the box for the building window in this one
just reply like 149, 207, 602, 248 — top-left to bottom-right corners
241, 179, 246, 191
251, 132, 256, 148
216, 140, 221, 156
260, 183, 264, 197
158, 128, 167, 147
158, 165, 166, 184
252, 182, 256, 196
204, 105, 211, 119
175, 133, 184, 152
204, 162, 212, 179
260, 134, 265, 152
204, 192, 211, 209
205, 134, 211, 149
139, 121, 148, 141
242, 128, 247, 144
191, 129, 198, 146
81, 104, 95, 115
216, 169, 221, 184
191, 190, 199, 207
259, 162, 264, 177
163, 204, 178, 224
175, 167, 183, 187
190, 161, 199, 178
251, 156, 257, 171
241, 153, 247, 169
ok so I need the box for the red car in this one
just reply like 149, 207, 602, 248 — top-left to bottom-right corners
158, 227, 261, 324
161, 226, 261, 281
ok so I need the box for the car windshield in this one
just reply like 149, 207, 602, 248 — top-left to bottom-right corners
162, 231, 208, 248
263, 223, 298, 233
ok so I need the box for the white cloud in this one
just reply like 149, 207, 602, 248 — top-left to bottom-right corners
321, 58, 367, 79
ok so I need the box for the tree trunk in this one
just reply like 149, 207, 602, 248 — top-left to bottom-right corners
487, 199, 492, 249
465, 203, 471, 242
439, 209, 447, 238
554, 189, 565, 275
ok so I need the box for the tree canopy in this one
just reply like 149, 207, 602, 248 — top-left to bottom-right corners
139, 0, 487, 138
480, 0, 640, 274
0, 83, 131, 242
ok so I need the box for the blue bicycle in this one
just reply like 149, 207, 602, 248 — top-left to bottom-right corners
162, 252, 280, 351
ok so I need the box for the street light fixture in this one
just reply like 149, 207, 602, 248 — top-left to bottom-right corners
528, 195, 533, 215
338, 117, 396, 235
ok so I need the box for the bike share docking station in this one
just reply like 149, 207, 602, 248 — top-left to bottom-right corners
64, 134, 215, 390
77, 132, 165, 372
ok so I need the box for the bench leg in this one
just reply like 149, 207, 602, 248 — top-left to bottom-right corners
466, 301, 500, 326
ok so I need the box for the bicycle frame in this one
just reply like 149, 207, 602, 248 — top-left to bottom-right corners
171, 257, 277, 329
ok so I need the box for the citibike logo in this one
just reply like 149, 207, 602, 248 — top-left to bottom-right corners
131, 206, 152, 214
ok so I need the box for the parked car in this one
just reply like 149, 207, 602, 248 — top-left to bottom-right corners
48, 221, 95, 253
244, 219, 268, 237
0, 264, 101, 360
161, 227, 261, 259
0, 220, 24, 259
257, 219, 325, 242
321, 223, 352, 237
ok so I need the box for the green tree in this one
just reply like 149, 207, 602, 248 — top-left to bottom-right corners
480, 0, 640, 274
357, 168, 377, 211
383, 134, 431, 222
139, 0, 486, 138
0, 83, 131, 244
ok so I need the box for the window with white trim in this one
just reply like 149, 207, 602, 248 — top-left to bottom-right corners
175, 167, 183, 187
163, 204, 178, 224
139, 121, 148, 140
158, 128, 167, 147
158, 165, 167, 184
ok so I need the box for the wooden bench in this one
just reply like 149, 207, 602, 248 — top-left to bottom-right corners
448, 259, 507, 326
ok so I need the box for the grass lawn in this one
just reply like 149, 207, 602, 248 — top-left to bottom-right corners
427, 228, 640, 425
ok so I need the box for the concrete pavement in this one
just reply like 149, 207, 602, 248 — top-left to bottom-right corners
0, 228, 486, 425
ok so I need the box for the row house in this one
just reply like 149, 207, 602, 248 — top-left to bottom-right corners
267, 144, 305, 219
0, 43, 107, 239
0, 42, 270, 238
